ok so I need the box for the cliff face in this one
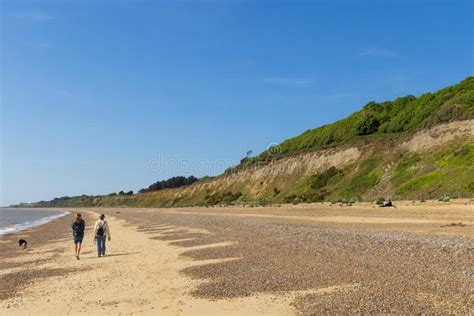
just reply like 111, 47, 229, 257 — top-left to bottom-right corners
123, 119, 473, 206
23, 77, 474, 208
28, 119, 473, 209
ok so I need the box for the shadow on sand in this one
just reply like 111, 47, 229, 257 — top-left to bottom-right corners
84, 251, 141, 259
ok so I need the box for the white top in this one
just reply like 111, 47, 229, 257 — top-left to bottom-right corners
94, 219, 111, 238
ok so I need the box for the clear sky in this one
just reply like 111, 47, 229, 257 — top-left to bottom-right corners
1, 0, 472, 206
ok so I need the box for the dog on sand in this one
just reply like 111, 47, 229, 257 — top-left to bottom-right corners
19, 239, 27, 249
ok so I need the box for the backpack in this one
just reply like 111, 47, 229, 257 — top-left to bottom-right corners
73, 220, 84, 235
97, 222, 105, 236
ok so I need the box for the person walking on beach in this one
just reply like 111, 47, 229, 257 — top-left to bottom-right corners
71, 213, 85, 260
94, 214, 111, 257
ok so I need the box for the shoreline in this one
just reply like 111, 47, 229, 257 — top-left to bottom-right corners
0, 208, 71, 237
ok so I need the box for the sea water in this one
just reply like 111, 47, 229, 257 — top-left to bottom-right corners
0, 208, 69, 235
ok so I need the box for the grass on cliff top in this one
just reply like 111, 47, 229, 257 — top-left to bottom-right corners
231, 76, 474, 172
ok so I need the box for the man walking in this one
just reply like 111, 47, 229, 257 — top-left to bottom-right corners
94, 214, 111, 257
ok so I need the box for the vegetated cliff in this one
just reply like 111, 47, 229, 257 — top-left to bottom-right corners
24, 77, 474, 208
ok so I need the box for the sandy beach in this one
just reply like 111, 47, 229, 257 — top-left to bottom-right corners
1, 200, 473, 314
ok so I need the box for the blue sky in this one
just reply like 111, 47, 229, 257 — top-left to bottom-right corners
1, 0, 472, 206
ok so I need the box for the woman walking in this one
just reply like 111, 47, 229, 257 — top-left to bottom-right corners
71, 213, 85, 260
94, 214, 111, 257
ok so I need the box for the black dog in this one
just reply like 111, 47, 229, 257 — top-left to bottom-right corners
19, 239, 27, 249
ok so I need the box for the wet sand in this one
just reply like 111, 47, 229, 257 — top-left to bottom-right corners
1, 200, 473, 314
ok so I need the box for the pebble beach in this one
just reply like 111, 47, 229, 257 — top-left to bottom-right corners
1, 201, 473, 314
